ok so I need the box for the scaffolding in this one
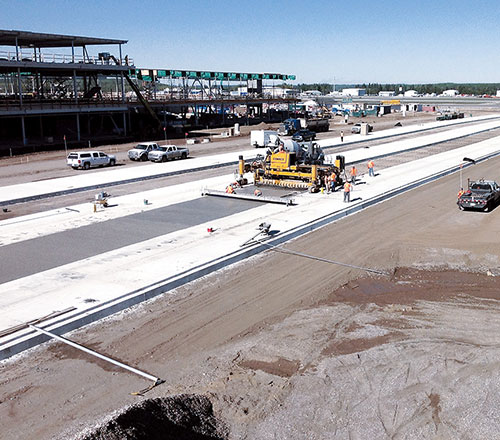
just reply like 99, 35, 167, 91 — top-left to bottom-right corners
0, 30, 130, 149
0, 30, 298, 154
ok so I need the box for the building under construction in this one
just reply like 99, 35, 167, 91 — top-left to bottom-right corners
0, 29, 297, 155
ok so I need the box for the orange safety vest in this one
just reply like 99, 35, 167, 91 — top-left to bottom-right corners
330, 172, 337, 181
226, 185, 234, 194
344, 182, 351, 192
350, 167, 357, 177
457, 190, 465, 198
368, 161, 374, 169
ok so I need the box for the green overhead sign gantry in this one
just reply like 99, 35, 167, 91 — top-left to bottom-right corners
129, 69, 295, 82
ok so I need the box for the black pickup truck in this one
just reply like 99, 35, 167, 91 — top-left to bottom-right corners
458, 179, 500, 212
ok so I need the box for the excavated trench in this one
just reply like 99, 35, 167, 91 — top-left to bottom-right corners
81, 394, 228, 440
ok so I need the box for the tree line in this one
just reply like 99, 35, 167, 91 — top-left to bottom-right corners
295, 83, 500, 96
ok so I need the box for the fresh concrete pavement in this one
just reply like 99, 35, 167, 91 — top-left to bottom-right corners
2, 118, 500, 358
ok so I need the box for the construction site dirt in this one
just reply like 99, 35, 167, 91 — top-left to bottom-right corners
2, 148, 500, 439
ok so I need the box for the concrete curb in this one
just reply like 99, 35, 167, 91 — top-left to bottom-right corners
3, 146, 499, 360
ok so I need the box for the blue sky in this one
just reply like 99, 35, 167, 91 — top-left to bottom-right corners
1, 0, 499, 84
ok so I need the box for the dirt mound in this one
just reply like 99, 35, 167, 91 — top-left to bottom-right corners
320, 267, 500, 306
81, 394, 228, 440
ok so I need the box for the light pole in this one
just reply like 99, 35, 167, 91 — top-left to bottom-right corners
64, 134, 67, 156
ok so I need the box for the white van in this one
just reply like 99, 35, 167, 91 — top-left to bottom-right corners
67, 151, 116, 170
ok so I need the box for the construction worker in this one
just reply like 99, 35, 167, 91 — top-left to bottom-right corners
254, 189, 262, 197
330, 171, 337, 192
367, 160, 375, 177
343, 181, 351, 203
457, 187, 465, 204
340, 130, 344, 142
226, 184, 234, 194
350, 165, 357, 185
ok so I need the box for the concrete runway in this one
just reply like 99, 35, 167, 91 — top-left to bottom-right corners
0, 196, 261, 284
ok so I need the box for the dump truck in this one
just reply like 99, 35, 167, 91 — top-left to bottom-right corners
278, 118, 301, 136
240, 140, 344, 192
278, 118, 329, 136
304, 117, 330, 132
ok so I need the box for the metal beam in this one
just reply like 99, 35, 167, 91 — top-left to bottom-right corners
20, 115, 27, 146
72, 69, 78, 104
29, 324, 164, 385
17, 67, 22, 105
76, 113, 80, 141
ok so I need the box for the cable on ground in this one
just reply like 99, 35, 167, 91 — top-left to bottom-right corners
257, 239, 389, 276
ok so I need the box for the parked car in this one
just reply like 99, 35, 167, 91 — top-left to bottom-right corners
291, 129, 316, 142
127, 142, 159, 161
351, 123, 373, 134
67, 151, 116, 170
148, 145, 189, 162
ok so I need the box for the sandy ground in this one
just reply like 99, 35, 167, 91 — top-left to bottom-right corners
2, 144, 500, 438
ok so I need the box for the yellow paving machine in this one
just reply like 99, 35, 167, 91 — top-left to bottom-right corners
238, 140, 345, 192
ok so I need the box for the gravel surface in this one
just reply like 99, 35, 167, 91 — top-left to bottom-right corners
79, 394, 228, 440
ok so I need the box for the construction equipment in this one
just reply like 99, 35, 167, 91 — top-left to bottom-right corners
241, 222, 272, 246
278, 117, 329, 136
93, 191, 110, 211
239, 141, 345, 192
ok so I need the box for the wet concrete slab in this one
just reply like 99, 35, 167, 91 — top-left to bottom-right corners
0, 196, 262, 284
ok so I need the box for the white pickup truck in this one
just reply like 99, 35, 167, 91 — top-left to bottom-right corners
147, 145, 189, 162
127, 142, 159, 161
67, 151, 116, 170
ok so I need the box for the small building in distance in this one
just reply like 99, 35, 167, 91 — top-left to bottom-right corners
301, 90, 322, 97
378, 91, 395, 97
404, 90, 419, 97
342, 88, 366, 97
442, 89, 459, 97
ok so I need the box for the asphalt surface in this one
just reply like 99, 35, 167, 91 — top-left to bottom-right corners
0, 196, 261, 284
